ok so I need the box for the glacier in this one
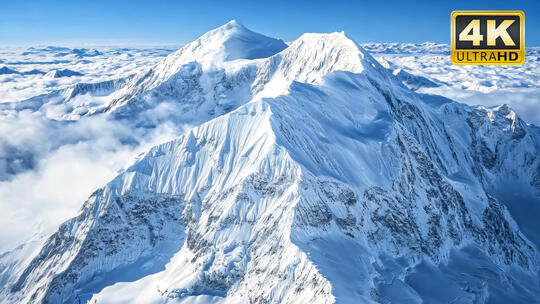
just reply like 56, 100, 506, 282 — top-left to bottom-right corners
0, 20, 539, 304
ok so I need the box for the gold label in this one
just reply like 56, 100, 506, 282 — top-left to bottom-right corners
451, 11, 524, 65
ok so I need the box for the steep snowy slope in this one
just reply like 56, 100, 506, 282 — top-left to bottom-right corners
1, 22, 539, 304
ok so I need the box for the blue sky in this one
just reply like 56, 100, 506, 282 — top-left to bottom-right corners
1, 0, 539, 46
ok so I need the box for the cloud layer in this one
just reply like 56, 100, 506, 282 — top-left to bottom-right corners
0, 45, 184, 251
370, 44, 540, 125
0, 110, 186, 252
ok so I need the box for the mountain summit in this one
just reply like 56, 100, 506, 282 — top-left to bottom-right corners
1, 21, 539, 304
102, 25, 387, 117
199, 19, 288, 61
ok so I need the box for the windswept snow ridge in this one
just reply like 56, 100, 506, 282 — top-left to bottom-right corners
1, 21, 539, 304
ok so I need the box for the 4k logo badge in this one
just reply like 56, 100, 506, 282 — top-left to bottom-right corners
451, 11, 524, 65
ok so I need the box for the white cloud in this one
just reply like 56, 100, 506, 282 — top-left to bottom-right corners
0, 45, 194, 252
370, 45, 540, 125
0, 109, 186, 252
0, 46, 172, 102
421, 86, 540, 125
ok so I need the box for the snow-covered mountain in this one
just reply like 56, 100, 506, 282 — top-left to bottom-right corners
1, 21, 539, 304
44, 69, 83, 78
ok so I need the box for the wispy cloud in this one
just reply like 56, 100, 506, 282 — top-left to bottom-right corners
0, 112, 185, 252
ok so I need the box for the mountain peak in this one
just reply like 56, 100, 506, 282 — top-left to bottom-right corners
222, 19, 244, 29
193, 20, 287, 62
254, 31, 381, 92
202, 19, 249, 39
103, 20, 288, 109
150, 20, 287, 68
292, 31, 367, 59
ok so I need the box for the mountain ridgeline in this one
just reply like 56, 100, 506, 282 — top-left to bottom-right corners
1, 20, 539, 304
